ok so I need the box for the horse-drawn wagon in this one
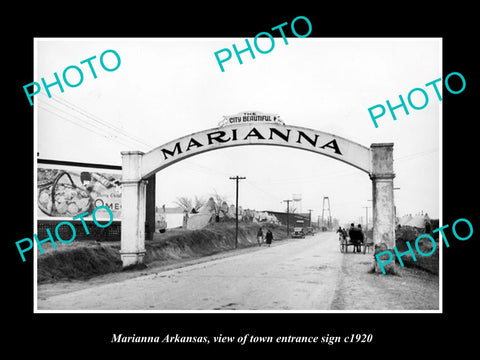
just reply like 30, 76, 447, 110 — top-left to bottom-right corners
337, 227, 372, 254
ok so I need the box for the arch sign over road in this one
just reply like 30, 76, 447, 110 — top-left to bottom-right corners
120, 112, 396, 274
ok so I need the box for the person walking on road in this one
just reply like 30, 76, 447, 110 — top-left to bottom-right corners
265, 229, 273, 247
356, 224, 365, 253
348, 223, 359, 253
257, 228, 264, 246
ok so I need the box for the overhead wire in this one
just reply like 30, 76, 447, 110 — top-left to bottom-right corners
52, 95, 154, 149
243, 179, 281, 204
38, 93, 153, 151
394, 148, 438, 162
38, 105, 144, 151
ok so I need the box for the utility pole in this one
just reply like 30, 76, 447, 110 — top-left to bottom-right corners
321, 196, 331, 231
283, 199, 292, 237
308, 209, 313, 227
393, 187, 400, 222
230, 176, 246, 248
362, 206, 370, 232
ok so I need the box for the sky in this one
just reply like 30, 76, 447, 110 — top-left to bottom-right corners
35, 37, 441, 225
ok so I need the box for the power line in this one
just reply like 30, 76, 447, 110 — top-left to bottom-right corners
266, 168, 363, 185
39, 94, 154, 150
181, 159, 232, 177
38, 101, 141, 150
40, 94, 125, 134
38, 104, 137, 150
282, 199, 292, 236
39, 101, 115, 138
395, 148, 438, 162
244, 179, 280, 202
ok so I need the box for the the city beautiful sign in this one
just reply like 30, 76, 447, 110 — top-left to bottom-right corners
218, 111, 284, 127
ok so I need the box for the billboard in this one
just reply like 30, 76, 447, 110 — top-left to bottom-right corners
37, 163, 122, 220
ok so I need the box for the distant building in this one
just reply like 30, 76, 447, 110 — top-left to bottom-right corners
155, 206, 185, 231
397, 212, 432, 231
263, 211, 310, 228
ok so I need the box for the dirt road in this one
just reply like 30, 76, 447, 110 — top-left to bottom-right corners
37, 232, 439, 311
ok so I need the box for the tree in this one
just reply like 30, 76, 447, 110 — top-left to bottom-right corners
193, 196, 206, 211
174, 196, 192, 212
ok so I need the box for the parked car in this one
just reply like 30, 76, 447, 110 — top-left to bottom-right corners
292, 227, 305, 238
305, 227, 314, 235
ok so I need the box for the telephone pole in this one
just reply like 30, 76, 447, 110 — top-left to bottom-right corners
321, 196, 331, 230
283, 199, 292, 237
362, 206, 370, 231
308, 209, 313, 227
230, 176, 246, 248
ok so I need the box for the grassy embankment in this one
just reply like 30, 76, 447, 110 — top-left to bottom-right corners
362, 224, 439, 274
394, 223, 440, 275
37, 222, 287, 284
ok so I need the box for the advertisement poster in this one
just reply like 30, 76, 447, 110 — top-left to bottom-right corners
37, 164, 121, 220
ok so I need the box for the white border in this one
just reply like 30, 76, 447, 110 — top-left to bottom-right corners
33, 38, 39, 312
33, 37, 443, 314
438, 38, 443, 313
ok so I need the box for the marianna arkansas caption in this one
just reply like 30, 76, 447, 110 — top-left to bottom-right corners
111, 333, 373, 345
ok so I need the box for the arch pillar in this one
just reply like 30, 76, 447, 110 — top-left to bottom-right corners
370, 143, 396, 274
120, 150, 146, 268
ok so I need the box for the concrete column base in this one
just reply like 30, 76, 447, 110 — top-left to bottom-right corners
120, 251, 146, 269
373, 245, 396, 274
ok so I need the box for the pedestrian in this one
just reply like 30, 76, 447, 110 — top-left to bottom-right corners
257, 228, 264, 246
348, 223, 359, 253
336, 226, 343, 238
265, 229, 273, 247
356, 224, 364, 253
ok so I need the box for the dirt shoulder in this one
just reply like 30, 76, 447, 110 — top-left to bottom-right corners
37, 222, 288, 284
331, 250, 439, 310
37, 238, 274, 300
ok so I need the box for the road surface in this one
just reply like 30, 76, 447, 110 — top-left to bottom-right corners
37, 232, 439, 311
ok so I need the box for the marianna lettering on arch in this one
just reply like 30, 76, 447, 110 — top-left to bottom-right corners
159, 124, 343, 163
